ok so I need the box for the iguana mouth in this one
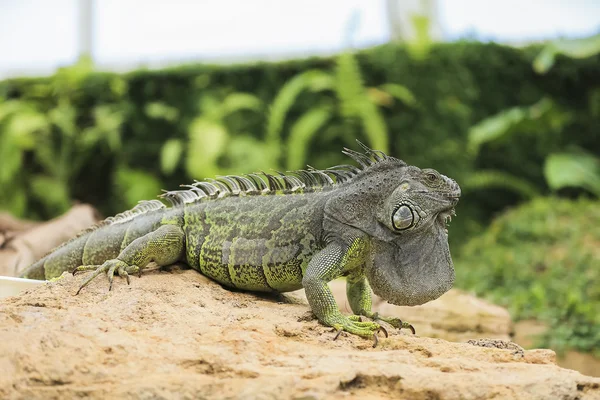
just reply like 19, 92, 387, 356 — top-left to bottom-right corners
437, 208, 456, 235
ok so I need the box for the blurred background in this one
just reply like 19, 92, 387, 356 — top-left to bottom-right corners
0, 0, 599, 373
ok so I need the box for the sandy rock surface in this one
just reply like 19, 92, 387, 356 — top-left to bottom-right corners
328, 282, 512, 342
0, 205, 99, 277
1, 268, 599, 400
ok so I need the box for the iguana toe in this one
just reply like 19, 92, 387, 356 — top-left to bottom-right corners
368, 312, 416, 334
74, 259, 138, 294
329, 316, 385, 346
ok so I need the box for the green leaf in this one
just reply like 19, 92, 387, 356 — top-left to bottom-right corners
160, 139, 183, 175
115, 168, 162, 208
335, 52, 365, 120
463, 170, 541, 199
379, 83, 417, 107
48, 102, 77, 137
89, 105, 124, 151
0, 136, 22, 184
286, 108, 332, 170
534, 34, 600, 74
145, 102, 179, 122
226, 135, 278, 173
359, 99, 389, 153
220, 93, 263, 117
544, 152, 600, 196
30, 175, 71, 214
0, 185, 27, 217
468, 107, 527, 153
334, 51, 389, 152
467, 98, 557, 154
266, 69, 333, 146
533, 46, 557, 75
5, 110, 48, 149
186, 118, 228, 178
407, 14, 432, 60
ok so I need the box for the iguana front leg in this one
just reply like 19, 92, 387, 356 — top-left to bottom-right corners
346, 274, 416, 334
74, 224, 185, 294
302, 241, 383, 341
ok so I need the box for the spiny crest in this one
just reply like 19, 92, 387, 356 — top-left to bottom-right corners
42, 142, 403, 257
103, 199, 166, 225
157, 140, 404, 207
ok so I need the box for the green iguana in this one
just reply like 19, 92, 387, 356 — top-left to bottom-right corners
21, 143, 460, 345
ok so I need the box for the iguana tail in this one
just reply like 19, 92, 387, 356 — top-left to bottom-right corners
20, 200, 168, 280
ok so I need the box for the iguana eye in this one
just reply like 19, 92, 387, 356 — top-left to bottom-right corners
392, 204, 414, 231
426, 172, 437, 182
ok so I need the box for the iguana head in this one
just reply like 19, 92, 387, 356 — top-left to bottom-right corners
325, 148, 461, 306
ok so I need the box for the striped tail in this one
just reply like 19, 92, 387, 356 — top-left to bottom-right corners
20, 200, 168, 280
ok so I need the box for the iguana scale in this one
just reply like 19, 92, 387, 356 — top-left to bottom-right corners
21, 143, 460, 344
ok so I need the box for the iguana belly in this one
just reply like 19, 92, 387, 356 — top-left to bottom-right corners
194, 238, 313, 292
182, 194, 324, 292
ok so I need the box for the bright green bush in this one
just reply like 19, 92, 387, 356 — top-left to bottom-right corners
455, 197, 600, 355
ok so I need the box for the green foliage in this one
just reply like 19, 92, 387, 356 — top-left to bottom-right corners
463, 170, 540, 199
334, 51, 389, 152
286, 107, 332, 170
467, 98, 566, 155
266, 69, 333, 148
0, 59, 128, 217
115, 167, 162, 209
534, 33, 600, 74
160, 139, 184, 175
455, 197, 600, 355
544, 152, 600, 196
466, 47, 600, 200
0, 41, 598, 233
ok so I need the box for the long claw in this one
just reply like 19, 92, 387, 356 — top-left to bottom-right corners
372, 333, 379, 348
379, 325, 388, 338
333, 329, 344, 341
118, 265, 131, 285
107, 264, 117, 291
75, 266, 107, 295
404, 322, 416, 335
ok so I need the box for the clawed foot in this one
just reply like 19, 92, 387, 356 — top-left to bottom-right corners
330, 315, 388, 348
72, 259, 140, 294
368, 312, 416, 335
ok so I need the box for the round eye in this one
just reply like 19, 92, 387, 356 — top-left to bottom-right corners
426, 172, 437, 182
392, 205, 414, 231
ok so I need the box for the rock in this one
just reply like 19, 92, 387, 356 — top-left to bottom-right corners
1, 269, 599, 400
514, 319, 600, 377
327, 280, 512, 342
0, 205, 99, 277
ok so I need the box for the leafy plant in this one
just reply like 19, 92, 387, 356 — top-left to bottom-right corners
544, 152, 600, 196
175, 91, 268, 179
334, 51, 389, 153
0, 99, 48, 215
534, 33, 600, 74
456, 197, 600, 355
0, 59, 129, 217
265, 69, 334, 169
466, 97, 600, 198
266, 50, 416, 170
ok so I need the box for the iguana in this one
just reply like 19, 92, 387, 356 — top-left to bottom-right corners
20, 143, 460, 345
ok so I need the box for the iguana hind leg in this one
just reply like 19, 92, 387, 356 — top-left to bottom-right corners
74, 224, 185, 294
